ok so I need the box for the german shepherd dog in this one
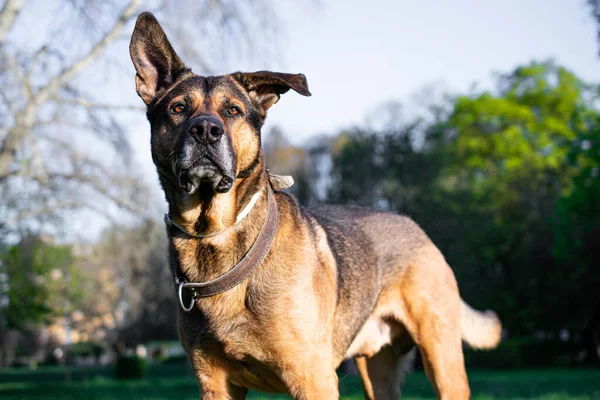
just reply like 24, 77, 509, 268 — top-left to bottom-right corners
130, 12, 501, 399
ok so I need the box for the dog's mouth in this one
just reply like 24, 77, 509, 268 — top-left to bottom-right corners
177, 155, 234, 194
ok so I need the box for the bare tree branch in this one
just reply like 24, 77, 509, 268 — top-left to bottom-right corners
0, 0, 25, 43
5, 52, 33, 100
34, 172, 142, 214
59, 98, 146, 112
3, 201, 84, 226
26, 45, 66, 76
0, 0, 288, 234
2, 198, 129, 228
0, 0, 141, 180
32, 0, 142, 107
0, 84, 13, 113
0, 118, 30, 179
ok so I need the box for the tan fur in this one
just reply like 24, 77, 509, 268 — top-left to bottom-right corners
130, 12, 501, 399
176, 192, 341, 399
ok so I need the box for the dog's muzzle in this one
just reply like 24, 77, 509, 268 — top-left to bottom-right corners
177, 115, 237, 194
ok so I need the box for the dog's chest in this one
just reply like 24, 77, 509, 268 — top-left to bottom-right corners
182, 296, 269, 357
181, 306, 289, 393
226, 357, 288, 393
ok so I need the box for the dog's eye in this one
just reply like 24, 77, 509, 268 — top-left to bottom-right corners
171, 103, 186, 114
226, 106, 241, 116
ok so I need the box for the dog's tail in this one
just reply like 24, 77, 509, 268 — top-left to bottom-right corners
460, 300, 502, 349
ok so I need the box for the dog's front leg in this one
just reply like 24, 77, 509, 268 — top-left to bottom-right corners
280, 362, 339, 400
188, 351, 248, 400
291, 372, 339, 400
199, 385, 247, 400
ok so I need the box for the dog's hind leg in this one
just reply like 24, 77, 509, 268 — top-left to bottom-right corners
397, 245, 471, 400
354, 356, 375, 399
355, 347, 415, 400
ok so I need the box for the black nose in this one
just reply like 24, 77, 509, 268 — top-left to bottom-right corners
188, 116, 224, 144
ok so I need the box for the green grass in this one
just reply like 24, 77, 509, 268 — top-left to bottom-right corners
0, 364, 598, 399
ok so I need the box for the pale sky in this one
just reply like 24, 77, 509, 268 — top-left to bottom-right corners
257, 0, 600, 140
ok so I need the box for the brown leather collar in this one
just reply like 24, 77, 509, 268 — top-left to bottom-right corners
166, 186, 278, 310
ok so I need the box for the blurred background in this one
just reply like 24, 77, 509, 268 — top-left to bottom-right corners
0, 0, 599, 399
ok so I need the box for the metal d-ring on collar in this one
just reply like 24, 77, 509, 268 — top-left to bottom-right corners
178, 281, 196, 312
171, 187, 278, 311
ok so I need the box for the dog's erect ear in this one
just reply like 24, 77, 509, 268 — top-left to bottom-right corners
129, 12, 187, 105
234, 71, 311, 115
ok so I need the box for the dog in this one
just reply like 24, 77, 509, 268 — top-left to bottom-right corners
130, 12, 502, 399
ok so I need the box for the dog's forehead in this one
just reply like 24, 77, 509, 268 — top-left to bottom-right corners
161, 74, 250, 106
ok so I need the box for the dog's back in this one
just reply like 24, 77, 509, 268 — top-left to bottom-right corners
307, 205, 501, 364
309, 205, 431, 278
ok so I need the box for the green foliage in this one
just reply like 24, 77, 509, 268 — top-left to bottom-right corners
70, 342, 105, 359
448, 61, 589, 212
326, 60, 600, 362
444, 61, 600, 336
114, 356, 147, 380
0, 236, 84, 330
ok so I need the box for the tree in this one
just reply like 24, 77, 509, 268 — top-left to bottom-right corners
0, 235, 84, 365
0, 0, 145, 235
69, 219, 173, 348
262, 126, 329, 205
444, 61, 600, 336
0, 0, 301, 361
0, 0, 286, 236
0, 236, 82, 330
327, 99, 450, 214
263, 126, 306, 175
551, 95, 600, 363
325, 61, 600, 363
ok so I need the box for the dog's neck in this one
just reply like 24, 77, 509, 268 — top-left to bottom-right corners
169, 168, 266, 236
166, 163, 270, 283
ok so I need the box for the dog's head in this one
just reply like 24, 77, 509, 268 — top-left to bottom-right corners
129, 12, 310, 197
